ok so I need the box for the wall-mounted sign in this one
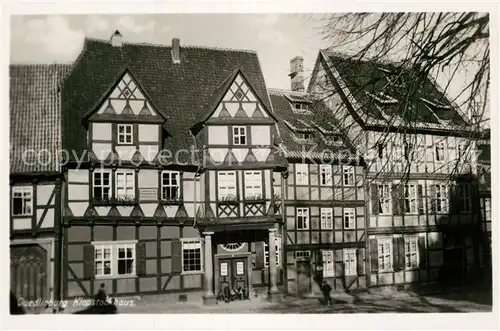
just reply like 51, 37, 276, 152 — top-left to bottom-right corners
220, 262, 228, 276
236, 261, 244, 275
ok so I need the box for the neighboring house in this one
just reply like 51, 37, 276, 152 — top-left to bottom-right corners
306, 50, 485, 289
60, 32, 287, 302
477, 129, 491, 283
10, 64, 72, 312
268, 56, 367, 296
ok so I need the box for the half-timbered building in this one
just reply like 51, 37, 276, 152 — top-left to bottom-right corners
60, 32, 287, 303
306, 50, 486, 290
10, 64, 72, 312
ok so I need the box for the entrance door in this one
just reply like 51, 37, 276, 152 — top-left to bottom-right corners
296, 260, 311, 297
218, 258, 248, 294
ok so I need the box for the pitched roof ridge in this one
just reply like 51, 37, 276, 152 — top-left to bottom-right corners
85, 36, 257, 53
322, 49, 404, 67
268, 88, 311, 97
10, 62, 73, 68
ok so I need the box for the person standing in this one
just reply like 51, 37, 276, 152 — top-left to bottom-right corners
321, 280, 333, 306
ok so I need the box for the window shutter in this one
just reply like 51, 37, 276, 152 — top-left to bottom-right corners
255, 242, 265, 269
83, 245, 95, 280
370, 184, 379, 215
391, 184, 400, 215
356, 249, 364, 275
398, 185, 405, 215
430, 184, 437, 213
417, 185, 424, 214
369, 238, 378, 273
171, 239, 183, 273
418, 236, 427, 269
394, 237, 405, 271
135, 242, 147, 276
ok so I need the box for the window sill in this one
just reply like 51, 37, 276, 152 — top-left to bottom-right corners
405, 267, 420, 272
344, 273, 357, 277
296, 228, 310, 231
160, 199, 183, 205
95, 274, 137, 280
181, 271, 203, 276
91, 199, 138, 207
12, 214, 33, 217
378, 269, 394, 274
218, 200, 239, 206
378, 213, 392, 216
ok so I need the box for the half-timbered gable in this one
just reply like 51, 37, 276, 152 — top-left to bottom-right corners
10, 64, 71, 313
307, 50, 486, 290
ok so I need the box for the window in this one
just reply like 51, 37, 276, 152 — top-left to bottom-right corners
435, 142, 445, 162
296, 132, 313, 141
161, 171, 180, 200
233, 126, 247, 145
245, 171, 262, 199
322, 250, 334, 277
296, 208, 309, 230
320, 208, 333, 230
403, 184, 417, 214
218, 171, 237, 200
378, 238, 393, 272
295, 251, 311, 259
12, 186, 33, 216
117, 124, 133, 144
115, 170, 135, 199
458, 184, 471, 213
320, 164, 332, 186
404, 237, 419, 270
485, 198, 491, 221
182, 240, 202, 273
292, 102, 309, 113
378, 184, 391, 214
377, 143, 387, 159
343, 166, 355, 186
343, 208, 356, 229
94, 241, 136, 278
264, 236, 282, 268
344, 249, 357, 276
295, 164, 309, 185
404, 142, 415, 161
434, 184, 449, 213
93, 169, 111, 199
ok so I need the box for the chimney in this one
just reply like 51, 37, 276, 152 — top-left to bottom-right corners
110, 30, 123, 47
289, 56, 305, 92
172, 38, 180, 64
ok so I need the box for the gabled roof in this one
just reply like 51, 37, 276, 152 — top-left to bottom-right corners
62, 38, 273, 163
268, 88, 355, 161
318, 49, 472, 133
10, 64, 72, 174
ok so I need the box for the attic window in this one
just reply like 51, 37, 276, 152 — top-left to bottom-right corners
235, 90, 244, 100
324, 133, 342, 145
296, 132, 313, 142
292, 102, 308, 112
123, 88, 132, 98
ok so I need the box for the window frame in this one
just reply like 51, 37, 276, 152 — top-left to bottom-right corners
378, 184, 391, 215
377, 238, 393, 272
434, 142, 445, 162
458, 184, 471, 213
295, 250, 311, 259
343, 166, 355, 186
181, 239, 203, 274
11, 186, 33, 216
343, 207, 356, 229
322, 250, 334, 278
404, 236, 419, 270
264, 236, 282, 268
94, 244, 113, 278
295, 164, 309, 185
296, 207, 310, 230
403, 184, 418, 214
244, 171, 263, 199
115, 169, 135, 200
93, 240, 137, 279
161, 170, 180, 201
92, 169, 112, 200
343, 249, 357, 276
485, 197, 491, 221
233, 126, 247, 145
320, 207, 333, 230
319, 164, 332, 186
434, 184, 449, 213
117, 124, 133, 145
217, 171, 237, 200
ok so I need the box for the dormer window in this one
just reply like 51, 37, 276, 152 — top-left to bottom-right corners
296, 132, 313, 141
324, 133, 342, 145
292, 102, 309, 113
117, 124, 133, 145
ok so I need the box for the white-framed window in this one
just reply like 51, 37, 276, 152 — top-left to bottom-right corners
458, 184, 471, 213
403, 184, 417, 214
244, 171, 262, 199
182, 239, 202, 273
434, 184, 449, 213
296, 132, 313, 141
344, 249, 357, 276
296, 207, 309, 230
343, 208, 356, 229
161, 171, 180, 200
320, 208, 333, 230
378, 184, 391, 214
320, 164, 332, 186
12, 186, 33, 216
218, 171, 237, 200
378, 238, 393, 272
233, 126, 247, 145
404, 236, 419, 270
293, 102, 309, 111
404, 142, 415, 161
322, 250, 334, 277
295, 251, 311, 259
264, 236, 282, 268
115, 170, 135, 199
94, 241, 136, 278
93, 169, 111, 199
435, 142, 445, 162
343, 166, 355, 186
295, 164, 309, 185
117, 124, 133, 144
485, 198, 491, 221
